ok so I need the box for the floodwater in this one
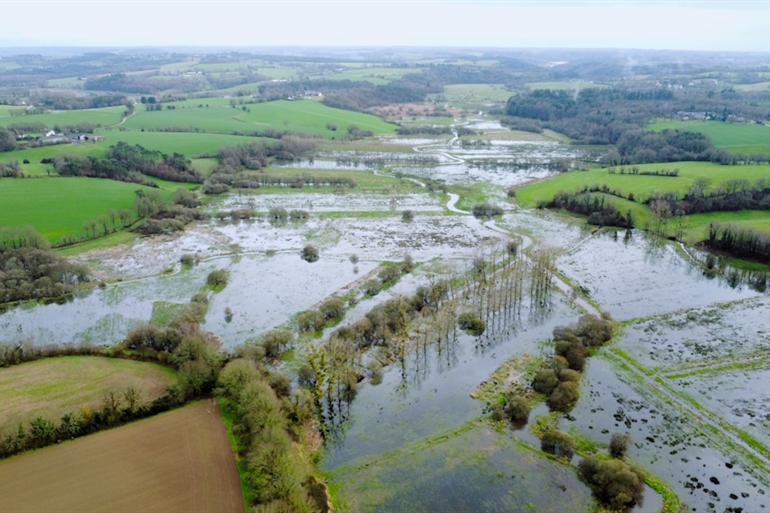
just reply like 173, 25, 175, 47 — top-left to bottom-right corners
3, 118, 770, 512
558, 229, 760, 320
569, 358, 768, 513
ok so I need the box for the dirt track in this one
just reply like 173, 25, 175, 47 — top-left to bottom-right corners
0, 400, 243, 513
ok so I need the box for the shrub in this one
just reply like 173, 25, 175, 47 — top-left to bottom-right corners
207, 269, 228, 287
301, 244, 319, 263
578, 457, 645, 511
472, 203, 503, 219
531, 369, 559, 395
350, 254, 359, 264
180, 253, 195, 266
401, 210, 414, 223
504, 396, 530, 423
363, 278, 381, 296
378, 264, 401, 284
457, 312, 486, 336
297, 310, 325, 332
541, 429, 575, 460
609, 432, 632, 458
320, 297, 345, 320
558, 369, 581, 383
547, 381, 580, 412
262, 329, 293, 358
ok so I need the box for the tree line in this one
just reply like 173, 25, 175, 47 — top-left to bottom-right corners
52, 142, 202, 184
0, 226, 90, 305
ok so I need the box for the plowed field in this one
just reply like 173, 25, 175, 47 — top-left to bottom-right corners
0, 400, 243, 513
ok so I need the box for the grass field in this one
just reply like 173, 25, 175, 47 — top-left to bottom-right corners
515, 161, 770, 240
236, 100, 397, 138
0, 177, 168, 241
430, 84, 513, 108
515, 161, 770, 206
1, 143, 105, 176
0, 356, 176, 431
95, 130, 264, 157
258, 167, 426, 192
526, 81, 606, 90
0, 107, 124, 129
122, 99, 395, 140
0, 400, 243, 513
648, 119, 770, 154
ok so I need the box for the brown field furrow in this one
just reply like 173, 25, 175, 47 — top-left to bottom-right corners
0, 400, 243, 513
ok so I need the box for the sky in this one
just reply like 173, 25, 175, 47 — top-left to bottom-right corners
1, 1, 770, 52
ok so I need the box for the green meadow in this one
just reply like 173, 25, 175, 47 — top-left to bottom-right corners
0, 178, 171, 241
430, 84, 513, 108
95, 130, 265, 157
122, 99, 395, 139
515, 161, 770, 240
526, 81, 607, 90
647, 119, 770, 154
515, 162, 770, 207
236, 100, 397, 138
0, 107, 125, 128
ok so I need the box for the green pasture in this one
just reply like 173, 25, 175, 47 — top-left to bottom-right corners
0, 177, 170, 241
647, 119, 770, 154
46, 77, 85, 89
236, 100, 397, 138
159, 59, 199, 72
259, 167, 426, 192
515, 161, 770, 240
515, 162, 770, 207
123, 99, 394, 139
123, 105, 250, 134
95, 130, 265, 157
683, 210, 770, 241
0, 107, 124, 128
734, 82, 770, 92
431, 83, 513, 107
526, 81, 607, 91
1, 143, 105, 176
0, 356, 177, 432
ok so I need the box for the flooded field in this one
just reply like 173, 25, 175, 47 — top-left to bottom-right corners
330, 424, 597, 513
4, 116, 770, 513
569, 358, 769, 513
558, 230, 759, 320
619, 295, 770, 370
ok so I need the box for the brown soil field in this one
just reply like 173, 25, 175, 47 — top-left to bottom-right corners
0, 356, 177, 432
0, 399, 243, 513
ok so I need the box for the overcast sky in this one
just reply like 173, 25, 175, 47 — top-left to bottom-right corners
2, 1, 770, 52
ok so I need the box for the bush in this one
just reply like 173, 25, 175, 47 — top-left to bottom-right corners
504, 396, 530, 423
262, 329, 293, 358
531, 369, 559, 395
558, 369, 581, 383
547, 381, 580, 412
457, 312, 486, 336
301, 244, 319, 263
297, 310, 325, 332
472, 203, 503, 219
320, 297, 345, 320
207, 269, 228, 287
609, 432, 632, 458
377, 264, 401, 284
578, 457, 645, 511
401, 210, 414, 223
363, 278, 381, 296
180, 253, 195, 266
541, 429, 575, 460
